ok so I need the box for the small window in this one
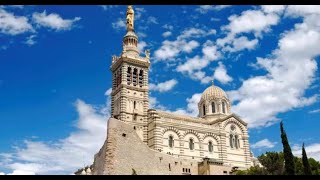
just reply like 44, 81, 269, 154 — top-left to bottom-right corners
203, 104, 206, 116
211, 102, 216, 113
229, 134, 233, 148
127, 67, 132, 85
134, 101, 136, 109
235, 135, 238, 149
208, 141, 213, 152
222, 101, 226, 114
169, 135, 174, 148
189, 138, 194, 150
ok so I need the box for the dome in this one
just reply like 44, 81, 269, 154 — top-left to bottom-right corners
200, 85, 228, 102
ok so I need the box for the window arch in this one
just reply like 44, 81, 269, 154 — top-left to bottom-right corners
203, 104, 206, 116
211, 102, 216, 113
189, 138, 194, 150
208, 141, 213, 152
168, 135, 174, 148
229, 124, 240, 149
222, 101, 226, 114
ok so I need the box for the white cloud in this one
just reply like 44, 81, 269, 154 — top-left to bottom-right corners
8, 169, 36, 175
149, 79, 178, 93
134, 7, 145, 20
309, 109, 320, 114
222, 10, 279, 36
285, 5, 320, 17
261, 5, 286, 14
0, 172, 5, 175
223, 36, 259, 52
98, 5, 118, 11
293, 143, 320, 161
149, 96, 167, 111
213, 62, 233, 84
228, 11, 319, 128
217, 9, 280, 53
137, 41, 147, 52
155, 27, 215, 61
154, 39, 199, 61
162, 24, 173, 31
137, 32, 146, 38
32, 11, 80, 31
0, 8, 33, 35
162, 31, 172, 38
24, 34, 36, 46
104, 88, 112, 96
176, 40, 221, 84
174, 93, 202, 117
251, 139, 276, 149
0, 94, 111, 174
196, 5, 231, 14
177, 55, 208, 74
147, 16, 158, 24
112, 18, 126, 30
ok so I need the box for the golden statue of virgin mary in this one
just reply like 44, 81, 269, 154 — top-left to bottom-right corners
126, 5, 134, 31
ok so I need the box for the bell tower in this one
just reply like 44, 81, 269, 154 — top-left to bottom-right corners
110, 5, 150, 144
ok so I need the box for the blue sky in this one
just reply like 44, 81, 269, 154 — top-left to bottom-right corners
0, 5, 320, 175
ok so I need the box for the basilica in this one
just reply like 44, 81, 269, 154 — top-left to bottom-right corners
75, 6, 260, 175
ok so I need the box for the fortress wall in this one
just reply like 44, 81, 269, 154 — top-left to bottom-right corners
93, 118, 199, 175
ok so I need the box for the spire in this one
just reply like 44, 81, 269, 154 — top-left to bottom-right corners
126, 5, 134, 32
211, 79, 214, 86
122, 5, 139, 57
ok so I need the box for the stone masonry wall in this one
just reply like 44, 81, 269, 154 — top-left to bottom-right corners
93, 118, 199, 175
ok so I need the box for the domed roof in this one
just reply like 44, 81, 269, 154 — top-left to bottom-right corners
124, 30, 138, 38
200, 84, 228, 102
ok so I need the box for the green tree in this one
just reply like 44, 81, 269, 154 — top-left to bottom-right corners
309, 158, 320, 175
235, 166, 267, 175
302, 143, 312, 175
280, 121, 295, 175
294, 156, 304, 175
258, 151, 284, 175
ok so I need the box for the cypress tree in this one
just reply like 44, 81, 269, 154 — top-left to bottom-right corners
280, 121, 295, 175
302, 143, 312, 175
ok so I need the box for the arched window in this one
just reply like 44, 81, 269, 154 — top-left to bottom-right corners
133, 68, 137, 86
211, 102, 216, 113
235, 135, 238, 149
229, 134, 233, 148
222, 101, 226, 114
168, 135, 174, 148
230, 125, 239, 149
127, 67, 132, 85
203, 104, 206, 116
208, 141, 213, 152
189, 138, 194, 150
139, 70, 143, 87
